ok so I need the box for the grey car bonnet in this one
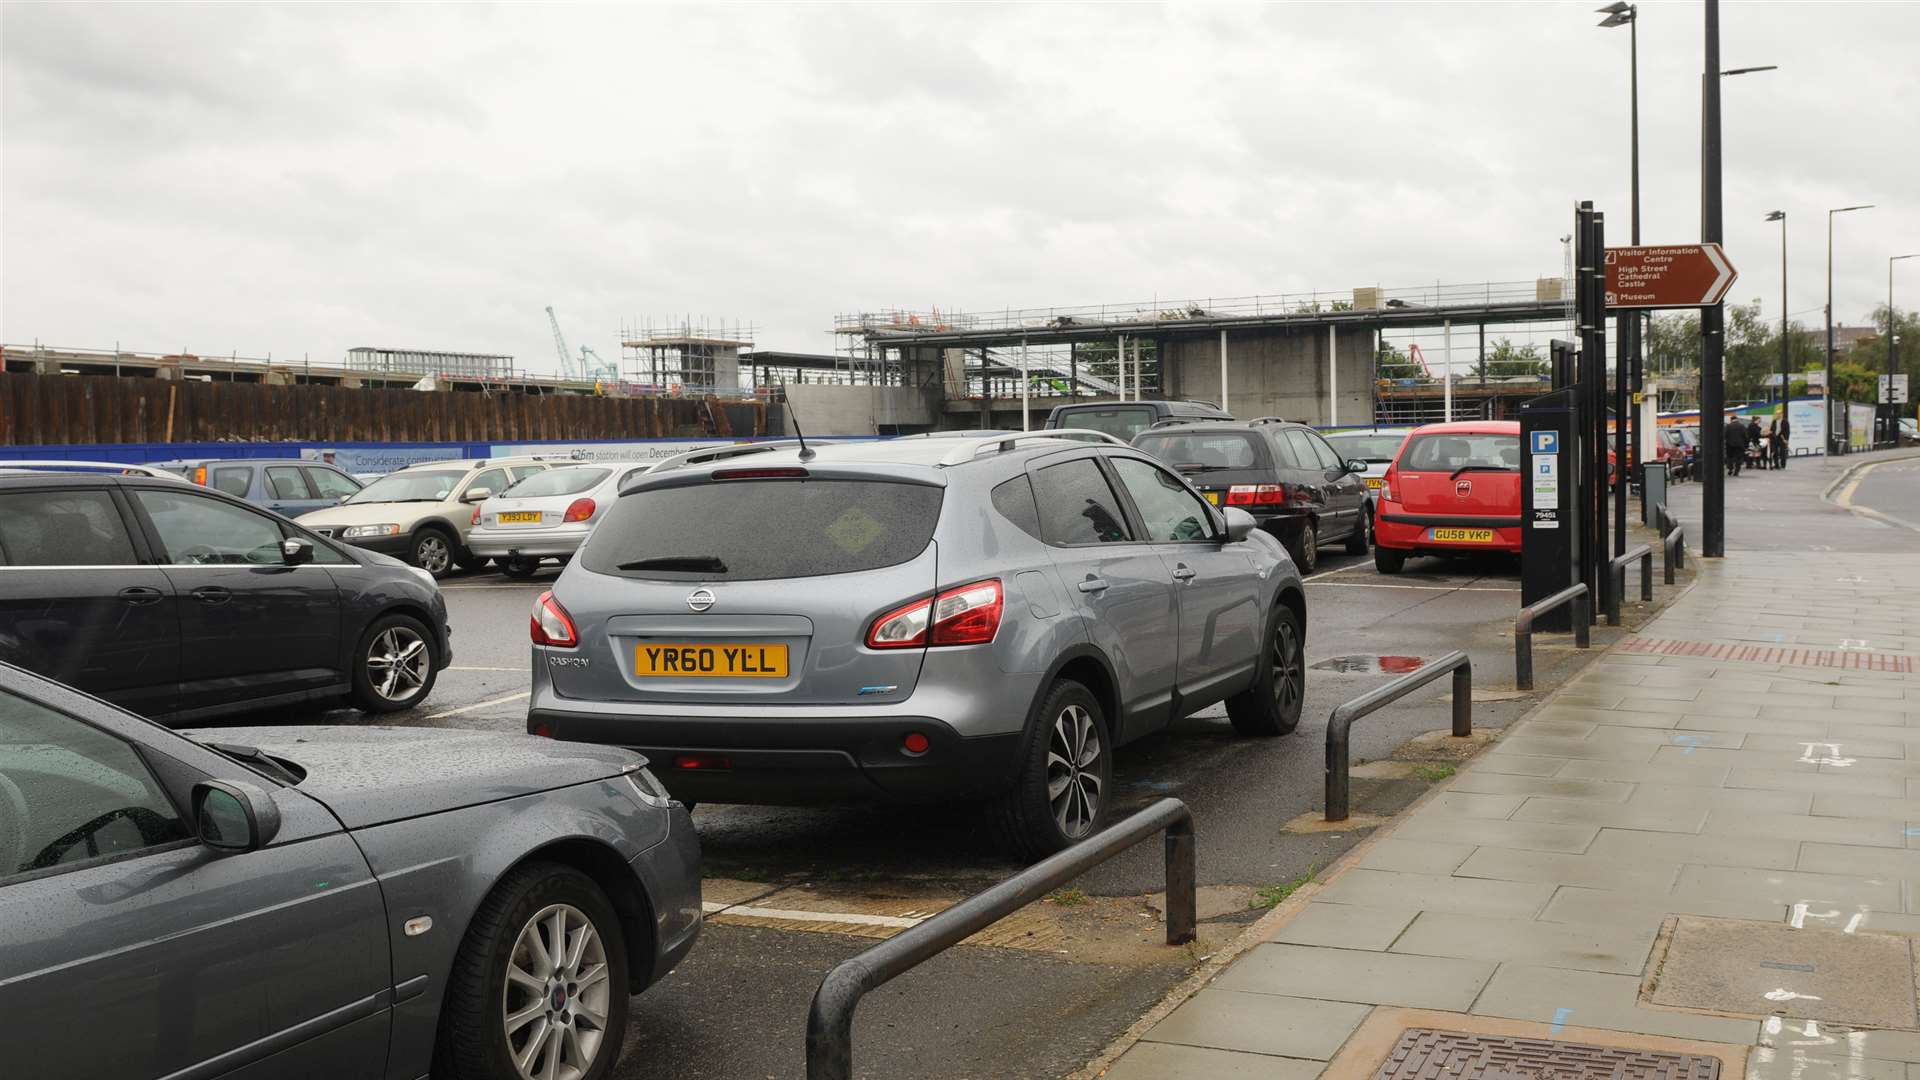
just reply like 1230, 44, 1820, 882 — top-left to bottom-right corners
181, 724, 640, 828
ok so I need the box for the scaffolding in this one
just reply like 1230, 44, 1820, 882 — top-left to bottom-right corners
344, 347, 518, 380
619, 319, 756, 398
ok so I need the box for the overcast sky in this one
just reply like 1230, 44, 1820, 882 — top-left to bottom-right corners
4, 1, 1916, 377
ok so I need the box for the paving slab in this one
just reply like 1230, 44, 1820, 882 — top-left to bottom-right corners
1628, 785, 1814, 816
1797, 843, 1920, 880
1745, 1044, 1908, 1080
1674, 865, 1905, 913
1389, 911, 1656, 974
1455, 846, 1685, 894
1586, 829, 1802, 871
1812, 793, 1920, 823
1729, 769, 1910, 798
1105, 1040, 1324, 1080
1315, 868, 1558, 918
1269, 903, 1418, 951
1357, 838, 1476, 876
1703, 809, 1908, 848
1213, 942, 1495, 1010
1494, 735, 1660, 762
1386, 815, 1600, 855
1558, 759, 1734, 787
1746, 734, 1909, 759
1426, 791, 1526, 819
1471, 963, 1762, 1043
1537, 706, 1684, 729
1470, 754, 1572, 777
1448, 771, 1637, 802
1512, 797, 1710, 833
1759, 1021, 1920, 1064
1540, 885, 1788, 928
1141, 989, 1371, 1061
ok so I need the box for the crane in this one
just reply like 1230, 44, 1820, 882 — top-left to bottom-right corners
545, 306, 579, 380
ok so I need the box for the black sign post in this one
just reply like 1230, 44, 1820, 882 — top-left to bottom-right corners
1521, 389, 1579, 633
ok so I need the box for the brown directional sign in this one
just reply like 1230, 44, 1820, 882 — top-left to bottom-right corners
1604, 243, 1738, 309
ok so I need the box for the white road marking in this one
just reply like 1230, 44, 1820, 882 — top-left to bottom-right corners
1301, 563, 1372, 582
442, 584, 547, 590
701, 900, 925, 929
447, 666, 531, 672
1308, 581, 1521, 593
424, 691, 530, 719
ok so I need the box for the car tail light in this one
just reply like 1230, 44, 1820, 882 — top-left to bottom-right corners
674, 753, 732, 770
530, 722, 553, 738
712, 467, 809, 480
1225, 484, 1286, 506
530, 590, 578, 647
866, 578, 1004, 650
191, 466, 207, 486
1380, 467, 1396, 503
470, 506, 482, 526
563, 497, 596, 523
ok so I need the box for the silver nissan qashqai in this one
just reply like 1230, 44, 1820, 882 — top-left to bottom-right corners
526, 432, 1306, 858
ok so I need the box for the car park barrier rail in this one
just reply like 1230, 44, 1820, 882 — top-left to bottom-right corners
1607, 544, 1654, 626
805, 798, 1197, 1080
1514, 584, 1590, 691
1656, 503, 1686, 583
1324, 650, 1472, 822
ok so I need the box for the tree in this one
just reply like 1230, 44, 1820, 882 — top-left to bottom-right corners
1645, 311, 1702, 376
1375, 341, 1426, 383
1472, 338, 1547, 381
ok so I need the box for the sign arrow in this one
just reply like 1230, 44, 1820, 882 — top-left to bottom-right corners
1604, 243, 1740, 309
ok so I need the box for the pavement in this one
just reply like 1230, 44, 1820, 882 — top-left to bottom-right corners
1092, 448, 1920, 1080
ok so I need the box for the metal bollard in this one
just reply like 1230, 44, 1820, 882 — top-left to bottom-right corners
1514, 583, 1590, 691
1324, 651, 1473, 822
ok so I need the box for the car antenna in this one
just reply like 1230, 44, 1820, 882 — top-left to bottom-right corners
790, 401, 815, 462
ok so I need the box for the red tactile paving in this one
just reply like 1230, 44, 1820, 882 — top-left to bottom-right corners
1373, 1029, 1722, 1080
1617, 637, 1915, 673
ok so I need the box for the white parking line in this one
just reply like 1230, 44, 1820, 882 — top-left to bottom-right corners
1300, 563, 1372, 582
701, 900, 925, 929
1309, 581, 1521, 593
441, 584, 548, 591
446, 666, 531, 672
424, 691, 530, 719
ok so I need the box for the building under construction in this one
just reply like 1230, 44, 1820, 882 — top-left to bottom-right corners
619, 320, 757, 398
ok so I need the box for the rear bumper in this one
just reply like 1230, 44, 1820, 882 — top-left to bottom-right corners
528, 707, 1023, 805
469, 524, 590, 558
1374, 510, 1522, 554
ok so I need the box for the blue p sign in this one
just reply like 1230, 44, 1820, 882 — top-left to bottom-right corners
1532, 431, 1559, 454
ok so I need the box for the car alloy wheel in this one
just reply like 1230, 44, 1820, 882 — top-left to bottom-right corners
1047, 703, 1104, 840
366, 624, 430, 703
1271, 618, 1303, 717
502, 902, 612, 1080
414, 533, 452, 575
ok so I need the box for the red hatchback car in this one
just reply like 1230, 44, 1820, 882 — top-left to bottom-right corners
1373, 420, 1522, 574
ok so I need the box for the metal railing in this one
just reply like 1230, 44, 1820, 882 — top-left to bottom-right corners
1607, 544, 1654, 626
1325, 651, 1473, 822
1514, 583, 1591, 691
1656, 503, 1686, 584
805, 798, 1197, 1080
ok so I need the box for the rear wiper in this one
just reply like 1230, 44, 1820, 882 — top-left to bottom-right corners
201, 741, 303, 786
617, 555, 729, 573
1450, 464, 1516, 479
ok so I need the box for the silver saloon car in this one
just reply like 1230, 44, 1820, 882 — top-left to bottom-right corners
468, 463, 652, 578
0, 661, 699, 1080
526, 433, 1307, 858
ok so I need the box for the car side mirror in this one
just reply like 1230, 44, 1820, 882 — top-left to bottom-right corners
460, 487, 492, 503
1222, 506, 1257, 543
337, 494, 353, 505
280, 538, 313, 565
1347, 459, 1368, 474
192, 780, 281, 853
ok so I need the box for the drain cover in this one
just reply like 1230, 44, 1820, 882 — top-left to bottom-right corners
1649, 917, 1918, 1029
1374, 1029, 1720, 1080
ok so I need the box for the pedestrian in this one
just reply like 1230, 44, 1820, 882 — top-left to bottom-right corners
1747, 416, 1765, 470
1724, 413, 1748, 476
1776, 414, 1791, 469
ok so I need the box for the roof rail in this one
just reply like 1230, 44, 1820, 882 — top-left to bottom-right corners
0, 460, 182, 479
937, 429, 1127, 466
1247, 416, 1295, 426
1146, 417, 1208, 430
646, 439, 823, 474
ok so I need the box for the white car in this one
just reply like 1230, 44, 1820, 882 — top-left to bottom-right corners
1323, 428, 1413, 497
467, 462, 652, 577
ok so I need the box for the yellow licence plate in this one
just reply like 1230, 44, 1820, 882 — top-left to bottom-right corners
498, 511, 542, 524
1204, 491, 1220, 505
1365, 477, 1384, 489
634, 643, 788, 678
1431, 528, 1496, 543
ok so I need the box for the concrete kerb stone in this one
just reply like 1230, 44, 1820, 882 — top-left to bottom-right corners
1819, 447, 1920, 502
1068, 582, 1701, 1080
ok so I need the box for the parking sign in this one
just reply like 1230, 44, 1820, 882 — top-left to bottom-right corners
1532, 430, 1559, 454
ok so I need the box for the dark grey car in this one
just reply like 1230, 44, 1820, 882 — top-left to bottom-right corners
0, 473, 452, 724
152, 457, 366, 517
527, 433, 1307, 858
0, 661, 700, 1080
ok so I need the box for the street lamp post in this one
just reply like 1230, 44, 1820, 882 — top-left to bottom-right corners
1827, 204, 1874, 454
1597, 2, 1638, 557
1766, 211, 1789, 460
1892, 254, 1920, 443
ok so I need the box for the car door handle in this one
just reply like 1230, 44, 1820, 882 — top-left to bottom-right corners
1077, 577, 1110, 593
1171, 565, 1196, 582
190, 586, 232, 605
118, 586, 164, 607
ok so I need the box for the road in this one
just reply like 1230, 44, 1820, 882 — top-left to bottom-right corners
208, 540, 1651, 1079
1662, 447, 1920, 554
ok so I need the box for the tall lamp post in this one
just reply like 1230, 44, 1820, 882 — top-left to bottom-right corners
1827, 204, 1874, 454
1766, 211, 1789, 459
1891, 254, 1920, 443
1597, 1, 1638, 557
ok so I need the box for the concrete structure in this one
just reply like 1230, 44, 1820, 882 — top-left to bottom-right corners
1159, 325, 1373, 424
779, 383, 937, 436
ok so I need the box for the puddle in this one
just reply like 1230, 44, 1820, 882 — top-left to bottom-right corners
1310, 655, 1429, 675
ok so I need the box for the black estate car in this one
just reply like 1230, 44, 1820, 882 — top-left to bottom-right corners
0, 473, 451, 724
1133, 417, 1371, 572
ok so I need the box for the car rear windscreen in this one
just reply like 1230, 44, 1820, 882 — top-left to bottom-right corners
1325, 434, 1405, 462
504, 467, 609, 498
1132, 431, 1262, 470
1400, 434, 1521, 472
583, 478, 944, 580
1053, 406, 1154, 441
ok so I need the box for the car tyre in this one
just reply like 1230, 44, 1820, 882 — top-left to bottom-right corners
410, 527, 458, 578
989, 679, 1112, 861
1226, 603, 1305, 736
1373, 545, 1406, 574
501, 557, 540, 579
1344, 507, 1371, 555
433, 861, 629, 1080
349, 612, 440, 712
1287, 523, 1318, 573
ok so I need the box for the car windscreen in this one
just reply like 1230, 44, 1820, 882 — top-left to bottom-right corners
1325, 433, 1405, 462
346, 470, 465, 504
1132, 431, 1262, 471
1054, 406, 1154, 441
503, 467, 610, 498
583, 478, 944, 580
1400, 434, 1521, 472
